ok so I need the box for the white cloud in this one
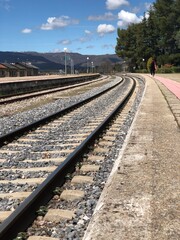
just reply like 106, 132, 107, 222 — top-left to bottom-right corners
97, 24, 115, 36
40, 16, 79, 30
102, 44, 115, 50
117, 10, 143, 27
79, 36, 90, 43
85, 30, 92, 35
106, 0, 129, 10
88, 12, 116, 21
59, 39, 72, 45
144, 2, 153, 19
21, 28, 32, 34
132, 6, 140, 14
145, 2, 152, 10
0, 0, 11, 10
86, 45, 94, 49
145, 11, 150, 19
77, 30, 93, 43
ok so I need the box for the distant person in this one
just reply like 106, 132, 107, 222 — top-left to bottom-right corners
150, 59, 157, 76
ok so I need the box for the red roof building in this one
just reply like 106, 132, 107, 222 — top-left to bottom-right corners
0, 64, 8, 77
0, 62, 39, 77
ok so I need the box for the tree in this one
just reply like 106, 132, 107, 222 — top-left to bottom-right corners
115, 28, 128, 59
115, 0, 180, 68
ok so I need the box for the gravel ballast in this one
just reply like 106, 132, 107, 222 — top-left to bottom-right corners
0, 75, 145, 239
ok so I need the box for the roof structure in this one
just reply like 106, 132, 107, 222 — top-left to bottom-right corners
13, 63, 27, 70
0, 64, 7, 69
1, 63, 17, 69
18, 62, 39, 69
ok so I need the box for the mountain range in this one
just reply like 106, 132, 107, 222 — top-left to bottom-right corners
0, 51, 121, 72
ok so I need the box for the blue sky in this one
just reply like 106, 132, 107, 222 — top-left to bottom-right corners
0, 0, 154, 55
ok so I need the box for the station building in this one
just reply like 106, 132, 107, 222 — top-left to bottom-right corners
0, 62, 39, 77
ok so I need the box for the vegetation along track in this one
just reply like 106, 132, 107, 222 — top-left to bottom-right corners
0, 75, 144, 240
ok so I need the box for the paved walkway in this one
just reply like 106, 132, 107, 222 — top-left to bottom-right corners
154, 75, 180, 99
83, 74, 180, 240
153, 74, 180, 127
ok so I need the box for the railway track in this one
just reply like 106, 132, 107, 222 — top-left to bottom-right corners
0, 75, 113, 119
0, 76, 122, 144
0, 75, 144, 239
0, 75, 105, 105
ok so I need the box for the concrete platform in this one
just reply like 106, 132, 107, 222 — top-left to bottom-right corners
0, 73, 100, 97
83, 74, 180, 240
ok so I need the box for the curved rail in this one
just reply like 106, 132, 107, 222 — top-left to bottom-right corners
0, 78, 123, 147
0, 77, 136, 240
0, 75, 104, 105
0, 74, 101, 99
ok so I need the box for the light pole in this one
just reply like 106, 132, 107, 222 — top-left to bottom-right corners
123, 61, 126, 73
87, 57, 89, 73
71, 58, 74, 74
64, 48, 67, 75
142, 58, 145, 69
91, 61, 94, 73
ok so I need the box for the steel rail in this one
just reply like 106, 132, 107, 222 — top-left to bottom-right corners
0, 78, 123, 147
0, 74, 101, 99
0, 75, 105, 105
0, 77, 135, 240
